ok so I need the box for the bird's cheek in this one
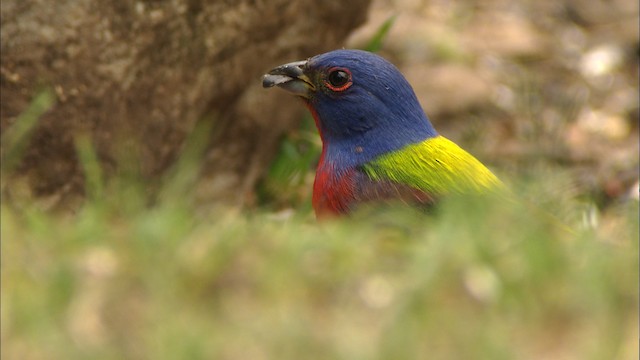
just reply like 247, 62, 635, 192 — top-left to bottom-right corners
303, 102, 325, 139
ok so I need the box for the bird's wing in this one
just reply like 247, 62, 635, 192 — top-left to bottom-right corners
360, 136, 502, 195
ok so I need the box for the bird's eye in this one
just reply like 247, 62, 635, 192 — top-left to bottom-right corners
328, 70, 349, 87
325, 67, 352, 92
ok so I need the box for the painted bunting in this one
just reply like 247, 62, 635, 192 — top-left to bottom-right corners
263, 49, 502, 217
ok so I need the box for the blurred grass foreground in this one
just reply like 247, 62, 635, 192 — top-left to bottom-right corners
2, 178, 638, 359
2, 94, 638, 360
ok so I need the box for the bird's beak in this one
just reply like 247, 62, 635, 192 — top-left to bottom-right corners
262, 60, 315, 98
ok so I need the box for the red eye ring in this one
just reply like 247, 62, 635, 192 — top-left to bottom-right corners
324, 67, 352, 92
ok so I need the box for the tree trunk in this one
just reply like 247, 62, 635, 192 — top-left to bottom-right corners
0, 0, 371, 210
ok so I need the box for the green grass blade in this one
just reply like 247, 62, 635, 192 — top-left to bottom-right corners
1, 89, 55, 176
74, 134, 104, 203
363, 15, 396, 53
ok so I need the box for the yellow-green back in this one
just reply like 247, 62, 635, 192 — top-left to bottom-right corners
361, 136, 502, 195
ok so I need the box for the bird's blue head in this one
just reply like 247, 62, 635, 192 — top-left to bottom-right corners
263, 49, 438, 169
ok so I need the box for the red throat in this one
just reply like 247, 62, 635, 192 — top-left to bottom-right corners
312, 162, 356, 218
304, 102, 355, 218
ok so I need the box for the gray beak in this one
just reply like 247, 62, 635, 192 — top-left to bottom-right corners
262, 60, 315, 98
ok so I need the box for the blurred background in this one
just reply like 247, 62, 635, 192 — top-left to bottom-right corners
2, 0, 638, 359
263, 0, 639, 212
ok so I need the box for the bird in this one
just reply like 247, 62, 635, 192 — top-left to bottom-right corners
263, 49, 503, 218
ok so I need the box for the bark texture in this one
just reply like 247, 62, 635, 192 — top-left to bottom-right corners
1, 0, 370, 209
